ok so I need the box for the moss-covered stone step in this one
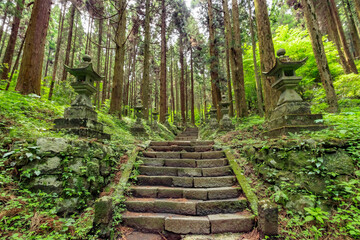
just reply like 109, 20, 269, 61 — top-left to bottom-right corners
137, 176, 236, 188
125, 197, 247, 216
142, 151, 225, 159
150, 140, 214, 146
138, 166, 232, 177
149, 145, 213, 152
122, 211, 255, 234
129, 186, 241, 200
138, 157, 229, 168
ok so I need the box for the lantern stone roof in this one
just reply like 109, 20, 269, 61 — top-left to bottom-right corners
64, 55, 103, 81
263, 48, 307, 77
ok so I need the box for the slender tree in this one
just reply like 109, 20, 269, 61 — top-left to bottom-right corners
142, 0, 151, 119
301, 0, 339, 112
109, 0, 127, 117
48, 3, 66, 100
61, 4, 76, 82
159, 0, 167, 123
254, 0, 279, 118
1, 0, 24, 82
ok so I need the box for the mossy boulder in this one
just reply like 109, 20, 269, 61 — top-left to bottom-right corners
323, 149, 354, 175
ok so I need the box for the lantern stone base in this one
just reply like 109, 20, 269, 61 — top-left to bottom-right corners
54, 107, 110, 140
264, 102, 326, 137
218, 116, 234, 132
54, 127, 110, 140
64, 105, 98, 121
130, 124, 148, 137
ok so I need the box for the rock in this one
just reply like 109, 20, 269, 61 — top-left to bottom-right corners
304, 175, 328, 195
324, 149, 354, 175
23, 156, 62, 174
258, 199, 278, 238
165, 216, 210, 234
30, 175, 62, 194
87, 159, 100, 176
37, 138, 68, 154
57, 197, 79, 215
286, 194, 315, 213
69, 159, 87, 175
94, 196, 113, 237
287, 151, 310, 169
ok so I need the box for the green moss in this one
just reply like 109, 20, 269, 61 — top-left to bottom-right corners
224, 149, 259, 215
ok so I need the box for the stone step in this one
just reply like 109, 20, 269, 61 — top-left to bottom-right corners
150, 140, 214, 147
138, 157, 229, 168
137, 175, 236, 188
142, 151, 224, 159
125, 197, 247, 216
122, 211, 255, 234
129, 186, 241, 200
138, 166, 233, 177
149, 145, 213, 152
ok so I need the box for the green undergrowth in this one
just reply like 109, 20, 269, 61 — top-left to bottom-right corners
0, 90, 175, 239
203, 106, 360, 239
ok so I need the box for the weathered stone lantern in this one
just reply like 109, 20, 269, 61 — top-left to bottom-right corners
209, 107, 219, 129
54, 55, 110, 140
219, 94, 234, 131
130, 99, 148, 137
152, 109, 159, 130
264, 49, 326, 137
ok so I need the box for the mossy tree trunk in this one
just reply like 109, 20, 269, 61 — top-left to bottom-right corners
254, 0, 279, 118
301, 0, 339, 113
15, 0, 52, 95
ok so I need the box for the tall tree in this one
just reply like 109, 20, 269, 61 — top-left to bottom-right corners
48, 3, 66, 100
109, 0, 127, 117
301, 0, 339, 112
329, 0, 358, 73
15, 0, 52, 95
254, 0, 279, 118
342, 0, 360, 58
247, 0, 264, 117
1, 0, 24, 82
61, 3, 76, 82
231, 0, 248, 117
190, 44, 195, 125
207, 0, 221, 120
159, 0, 167, 123
141, 0, 151, 119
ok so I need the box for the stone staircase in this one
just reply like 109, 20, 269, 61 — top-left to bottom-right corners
122, 128, 255, 235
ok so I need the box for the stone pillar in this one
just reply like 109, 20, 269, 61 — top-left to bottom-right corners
130, 99, 148, 137
219, 94, 234, 131
152, 109, 159, 131
258, 199, 278, 239
209, 107, 219, 129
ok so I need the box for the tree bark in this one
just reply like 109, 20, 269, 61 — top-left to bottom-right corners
71, 12, 79, 67
142, 0, 151, 119
1, 0, 24, 81
207, 0, 222, 120
221, 0, 234, 117
170, 47, 175, 120
48, 3, 66, 100
159, 0, 167, 123
231, 0, 248, 117
15, 0, 52, 95
301, 0, 339, 113
109, 1, 127, 118
247, 0, 264, 117
190, 46, 195, 125
5, 35, 25, 91
102, 20, 110, 104
179, 35, 186, 124
254, 0, 279, 118
354, 0, 360, 26
61, 4, 75, 82
329, 0, 358, 73
0, 1, 10, 48
343, 0, 360, 58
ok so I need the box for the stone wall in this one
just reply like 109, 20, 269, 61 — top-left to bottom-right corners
242, 139, 355, 211
16, 137, 120, 215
